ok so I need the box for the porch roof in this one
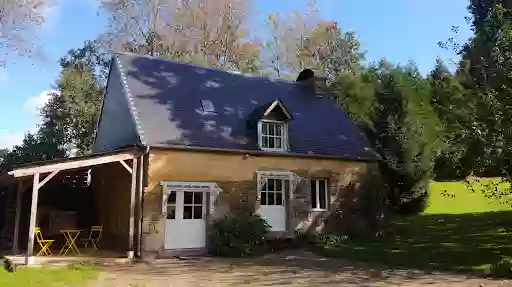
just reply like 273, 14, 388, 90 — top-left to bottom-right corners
6, 147, 143, 178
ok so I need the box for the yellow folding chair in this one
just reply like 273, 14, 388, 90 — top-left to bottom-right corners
35, 227, 55, 256
81, 226, 103, 251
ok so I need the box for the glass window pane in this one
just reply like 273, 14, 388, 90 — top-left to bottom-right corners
275, 137, 282, 149
310, 180, 317, 209
269, 124, 275, 136
276, 191, 283, 206
166, 206, 176, 219
268, 179, 275, 191
262, 136, 270, 148
261, 192, 267, 205
276, 124, 282, 136
319, 180, 327, 209
193, 206, 203, 219
276, 179, 282, 191
269, 137, 275, 148
194, 192, 202, 204
262, 123, 268, 135
183, 206, 193, 219
167, 191, 176, 204
184, 191, 193, 204
268, 192, 275, 205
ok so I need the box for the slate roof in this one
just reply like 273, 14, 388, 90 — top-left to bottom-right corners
113, 52, 380, 161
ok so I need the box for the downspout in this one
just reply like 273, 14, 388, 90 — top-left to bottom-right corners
136, 145, 149, 258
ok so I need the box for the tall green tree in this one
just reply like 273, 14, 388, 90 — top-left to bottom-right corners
332, 61, 444, 212
428, 59, 474, 179
1, 132, 67, 166
456, 0, 512, 178
51, 42, 106, 154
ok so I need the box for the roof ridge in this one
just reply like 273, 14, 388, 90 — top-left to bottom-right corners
113, 52, 302, 86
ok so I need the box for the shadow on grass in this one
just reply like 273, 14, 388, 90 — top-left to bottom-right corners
318, 210, 512, 273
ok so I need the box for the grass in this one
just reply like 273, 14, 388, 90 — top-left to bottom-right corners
320, 179, 512, 274
425, 179, 512, 214
0, 263, 99, 287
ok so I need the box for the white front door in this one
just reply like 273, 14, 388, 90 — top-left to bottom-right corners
165, 190, 206, 250
256, 178, 286, 231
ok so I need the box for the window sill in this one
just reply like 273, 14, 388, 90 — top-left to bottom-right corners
309, 208, 328, 212
260, 148, 287, 152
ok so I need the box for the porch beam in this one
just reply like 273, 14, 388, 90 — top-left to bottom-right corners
127, 156, 138, 259
26, 173, 40, 265
36, 169, 60, 189
9, 152, 137, 177
119, 160, 132, 174
12, 181, 24, 253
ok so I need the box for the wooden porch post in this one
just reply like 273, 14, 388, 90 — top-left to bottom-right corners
127, 157, 138, 259
26, 173, 40, 265
12, 181, 24, 253
136, 155, 144, 257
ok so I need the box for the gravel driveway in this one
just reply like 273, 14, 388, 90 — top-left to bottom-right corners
89, 250, 512, 287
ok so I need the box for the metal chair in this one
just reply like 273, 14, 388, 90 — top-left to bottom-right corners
81, 226, 103, 251
35, 227, 54, 256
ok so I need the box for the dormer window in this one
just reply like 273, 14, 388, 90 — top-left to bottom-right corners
259, 120, 287, 151
255, 99, 292, 152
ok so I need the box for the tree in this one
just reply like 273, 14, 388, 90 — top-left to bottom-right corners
0, 0, 54, 65
330, 71, 375, 131
100, 0, 261, 73
264, 1, 364, 79
49, 43, 105, 154
456, 1, 512, 179
1, 41, 106, 165
428, 59, 474, 179
100, 0, 167, 56
1, 132, 67, 166
369, 61, 444, 211
332, 61, 444, 213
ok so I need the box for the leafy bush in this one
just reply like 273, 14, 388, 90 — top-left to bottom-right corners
209, 214, 270, 257
322, 233, 348, 247
295, 230, 321, 246
395, 191, 428, 215
324, 172, 390, 240
490, 257, 512, 278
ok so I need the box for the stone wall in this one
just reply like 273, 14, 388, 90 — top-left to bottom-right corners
141, 148, 379, 253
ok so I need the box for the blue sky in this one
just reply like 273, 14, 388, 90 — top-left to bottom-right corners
0, 0, 472, 149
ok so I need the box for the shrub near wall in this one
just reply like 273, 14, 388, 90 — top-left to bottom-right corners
209, 214, 271, 257
324, 169, 389, 239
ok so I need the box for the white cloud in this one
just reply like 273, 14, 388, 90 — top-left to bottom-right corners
23, 90, 58, 116
0, 131, 24, 149
0, 90, 57, 150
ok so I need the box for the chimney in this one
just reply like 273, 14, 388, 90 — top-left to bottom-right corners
296, 69, 328, 98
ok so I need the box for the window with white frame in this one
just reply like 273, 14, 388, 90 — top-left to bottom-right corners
259, 120, 287, 151
310, 179, 328, 210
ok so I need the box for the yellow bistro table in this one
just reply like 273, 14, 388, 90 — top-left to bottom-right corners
59, 229, 83, 256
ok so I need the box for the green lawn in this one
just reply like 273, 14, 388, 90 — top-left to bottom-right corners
321, 180, 512, 273
0, 263, 99, 287
425, 179, 512, 214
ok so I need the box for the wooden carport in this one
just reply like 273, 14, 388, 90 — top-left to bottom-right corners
6, 148, 144, 265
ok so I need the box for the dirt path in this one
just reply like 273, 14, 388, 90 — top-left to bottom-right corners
89, 250, 512, 287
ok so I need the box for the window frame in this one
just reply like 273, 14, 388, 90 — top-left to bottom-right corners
257, 119, 288, 152
310, 179, 329, 211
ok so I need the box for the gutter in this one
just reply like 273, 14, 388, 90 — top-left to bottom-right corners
149, 144, 380, 163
